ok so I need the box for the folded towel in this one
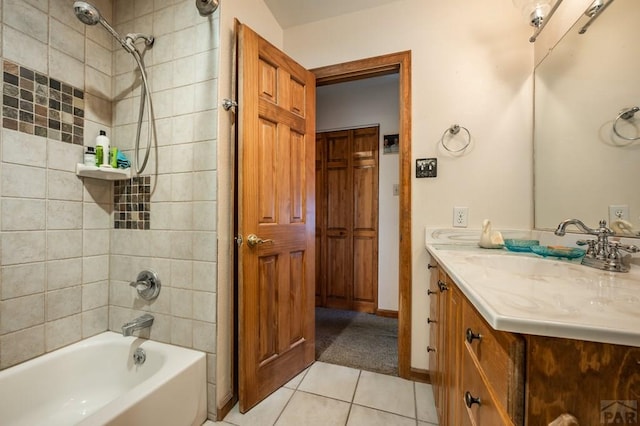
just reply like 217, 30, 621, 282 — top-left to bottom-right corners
117, 151, 130, 169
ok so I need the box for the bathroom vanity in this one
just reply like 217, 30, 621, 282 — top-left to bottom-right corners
425, 236, 640, 425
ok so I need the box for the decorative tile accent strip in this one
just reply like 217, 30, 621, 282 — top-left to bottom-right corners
114, 176, 151, 230
2, 60, 84, 144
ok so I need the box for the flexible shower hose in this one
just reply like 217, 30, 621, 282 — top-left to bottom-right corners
131, 49, 153, 175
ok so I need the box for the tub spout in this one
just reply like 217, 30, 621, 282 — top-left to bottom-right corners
122, 314, 154, 337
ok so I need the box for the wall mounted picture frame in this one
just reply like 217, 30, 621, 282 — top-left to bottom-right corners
383, 134, 399, 154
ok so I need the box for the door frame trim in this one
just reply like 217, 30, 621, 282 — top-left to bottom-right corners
312, 50, 412, 378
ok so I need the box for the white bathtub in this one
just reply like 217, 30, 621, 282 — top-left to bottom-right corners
0, 332, 207, 426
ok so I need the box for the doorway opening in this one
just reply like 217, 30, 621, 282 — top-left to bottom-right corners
314, 79, 398, 375
311, 50, 412, 379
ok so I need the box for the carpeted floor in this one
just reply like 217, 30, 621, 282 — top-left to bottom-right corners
315, 307, 398, 376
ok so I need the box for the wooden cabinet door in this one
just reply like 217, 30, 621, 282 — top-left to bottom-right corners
446, 282, 463, 426
427, 264, 440, 408
316, 127, 379, 313
436, 268, 449, 425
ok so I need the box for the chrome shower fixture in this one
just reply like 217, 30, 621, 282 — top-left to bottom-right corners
73, 1, 154, 54
196, 0, 219, 16
73, 1, 156, 175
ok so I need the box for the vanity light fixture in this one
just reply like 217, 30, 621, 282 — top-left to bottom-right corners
579, 0, 615, 35
513, 0, 564, 42
513, 0, 552, 28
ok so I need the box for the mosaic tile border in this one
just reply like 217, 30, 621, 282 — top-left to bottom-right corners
2, 60, 84, 144
114, 176, 151, 230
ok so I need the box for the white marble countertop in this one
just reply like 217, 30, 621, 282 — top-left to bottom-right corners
425, 229, 640, 347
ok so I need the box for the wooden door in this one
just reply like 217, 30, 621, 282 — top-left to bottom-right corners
316, 127, 379, 313
324, 130, 351, 310
237, 23, 316, 412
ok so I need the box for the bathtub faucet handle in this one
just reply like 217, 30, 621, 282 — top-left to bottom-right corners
130, 279, 151, 291
130, 270, 161, 301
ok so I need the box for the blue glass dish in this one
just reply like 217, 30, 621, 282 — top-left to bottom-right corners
504, 239, 540, 252
530, 245, 586, 259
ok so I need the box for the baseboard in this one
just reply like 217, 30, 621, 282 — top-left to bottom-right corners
216, 392, 237, 422
376, 309, 398, 319
409, 367, 431, 384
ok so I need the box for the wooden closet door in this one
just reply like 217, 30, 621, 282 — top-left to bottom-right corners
316, 126, 379, 313
315, 134, 325, 306
325, 130, 352, 310
351, 127, 379, 312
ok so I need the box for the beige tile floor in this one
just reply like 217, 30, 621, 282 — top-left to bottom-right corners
205, 361, 439, 426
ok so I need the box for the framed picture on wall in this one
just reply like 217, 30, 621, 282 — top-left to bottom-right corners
383, 134, 399, 154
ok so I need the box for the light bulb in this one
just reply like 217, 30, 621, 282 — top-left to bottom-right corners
512, 0, 552, 27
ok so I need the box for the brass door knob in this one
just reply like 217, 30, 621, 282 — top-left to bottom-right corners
247, 234, 273, 248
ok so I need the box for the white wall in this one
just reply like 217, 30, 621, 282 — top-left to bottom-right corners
283, 0, 535, 369
316, 75, 400, 311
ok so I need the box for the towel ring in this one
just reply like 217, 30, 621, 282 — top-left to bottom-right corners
441, 124, 471, 153
613, 106, 640, 141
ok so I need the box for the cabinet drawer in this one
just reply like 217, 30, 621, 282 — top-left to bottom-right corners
462, 300, 524, 423
461, 347, 513, 426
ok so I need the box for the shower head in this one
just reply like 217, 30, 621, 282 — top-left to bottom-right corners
73, 1, 101, 25
73, 1, 136, 54
196, 0, 219, 16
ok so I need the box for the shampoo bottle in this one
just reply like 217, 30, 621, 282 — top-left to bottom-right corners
96, 130, 110, 167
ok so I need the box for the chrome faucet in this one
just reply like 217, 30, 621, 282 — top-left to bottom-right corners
122, 313, 154, 337
554, 219, 639, 272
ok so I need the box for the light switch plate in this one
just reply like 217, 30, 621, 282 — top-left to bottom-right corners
416, 158, 437, 178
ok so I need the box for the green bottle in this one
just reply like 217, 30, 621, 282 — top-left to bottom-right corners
110, 147, 118, 168
96, 145, 103, 166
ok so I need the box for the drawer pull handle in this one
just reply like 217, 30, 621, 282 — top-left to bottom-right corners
464, 391, 481, 408
427, 317, 437, 324
438, 280, 449, 292
428, 264, 438, 269
427, 346, 437, 353
427, 289, 437, 295
466, 328, 482, 343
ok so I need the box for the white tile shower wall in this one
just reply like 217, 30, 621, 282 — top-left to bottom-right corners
0, 0, 219, 419
109, 0, 219, 419
0, 129, 111, 367
0, 0, 114, 369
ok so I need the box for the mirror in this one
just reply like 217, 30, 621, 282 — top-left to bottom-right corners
534, 0, 640, 237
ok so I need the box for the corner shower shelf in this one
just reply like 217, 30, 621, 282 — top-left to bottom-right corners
76, 163, 131, 180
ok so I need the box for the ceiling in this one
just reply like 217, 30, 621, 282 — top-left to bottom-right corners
263, 0, 406, 29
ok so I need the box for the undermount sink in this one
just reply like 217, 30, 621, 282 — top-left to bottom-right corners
462, 253, 586, 277
448, 251, 640, 289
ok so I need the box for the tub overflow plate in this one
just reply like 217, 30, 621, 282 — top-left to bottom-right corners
133, 348, 146, 365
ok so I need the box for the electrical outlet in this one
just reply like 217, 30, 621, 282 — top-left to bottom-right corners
453, 207, 468, 228
609, 204, 629, 223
